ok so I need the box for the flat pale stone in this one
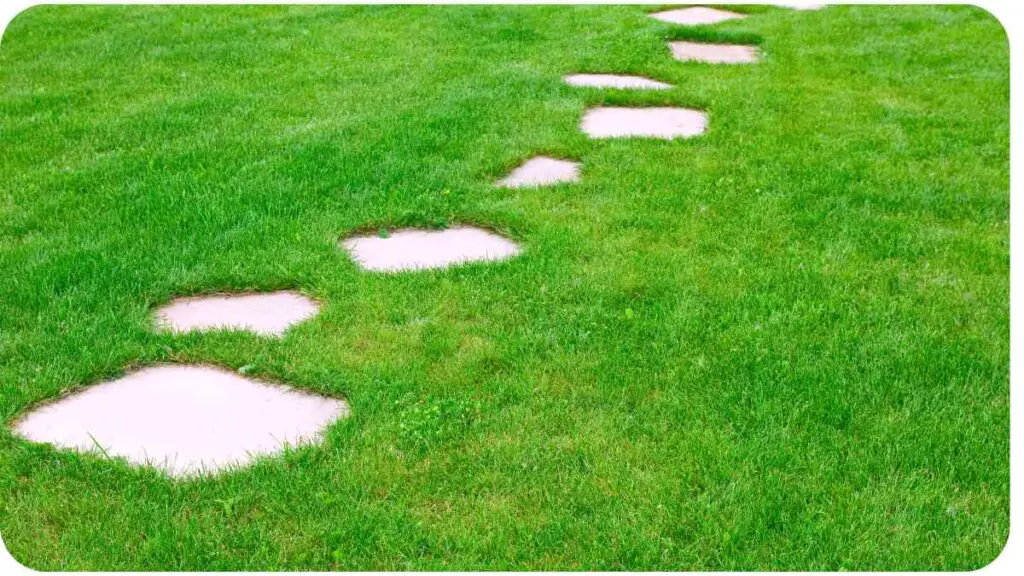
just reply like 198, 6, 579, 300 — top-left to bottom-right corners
12, 365, 348, 477
776, 3, 826, 10
669, 41, 759, 64
497, 156, 580, 188
154, 291, 319, 337
649, 7, 746, 26
342, 226, 520, 272
563, 74, 672, 90
581, 107, 708, 140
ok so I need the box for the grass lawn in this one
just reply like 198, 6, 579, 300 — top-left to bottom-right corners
0, 3, 1009, 570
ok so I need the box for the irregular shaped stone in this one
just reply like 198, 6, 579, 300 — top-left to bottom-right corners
669, 41, 759, 64
776, 3, 826, 10
563, 74, 672, 90
649, 7, 746, 26
497, 156, 580, 188
581, 107, 708, 140
12, 365, 348, 477
154, 291, 319, 337
342, 226, 520, 272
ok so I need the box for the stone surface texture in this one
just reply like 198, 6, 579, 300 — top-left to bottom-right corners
342, 227, 520, 272
581, 107, 708, 139
776, 3, 826, 10
497, 156, 580, 188
13, 365, 348, 477
669, 41, 760, 64
649, 7, 746, 26
563, 74, 672, 90
154, 291, 319, 336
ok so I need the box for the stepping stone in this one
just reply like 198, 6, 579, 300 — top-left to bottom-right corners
497, 156, 580, 188
581, 107, 708, 140
776, 3, 826, 10
154, 291, 319, 337
342, 226, 520, 272
12, 365, 348, 477
563, 74, 672, 90
649, 7, 746, 26
669, 41, 759, 64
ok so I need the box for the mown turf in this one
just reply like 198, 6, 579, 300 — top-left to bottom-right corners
0, 4, 1008, 570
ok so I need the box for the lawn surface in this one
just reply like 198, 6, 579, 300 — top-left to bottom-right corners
0, 4, 1009, 570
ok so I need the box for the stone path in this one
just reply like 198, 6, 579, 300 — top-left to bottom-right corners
155, 291, 319, 336
13, 365, 347, 477
669, 41, 759, 64
649, 7, 746, 26
497, 156, 580, 188
342, 226, 521, 272
581, 106, 708, 139
10, 5, 829, 478
777, 4, 826, 10
563, 73, 672, 90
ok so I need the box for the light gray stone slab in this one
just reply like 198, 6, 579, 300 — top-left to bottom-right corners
649, 7, 746, 26
12, 365, 348, 477
776, 3, 827, 10
154, 291, 319, 337
342, 227, 520, 272
564, 74, 672, 90
581, 107, 708, 140
497, 156, 580, 188
669, 41, 759, 64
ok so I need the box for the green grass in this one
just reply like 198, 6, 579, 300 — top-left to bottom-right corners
0, 4, 1008, 570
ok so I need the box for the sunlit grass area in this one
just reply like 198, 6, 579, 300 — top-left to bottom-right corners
0, 4, 1008, 570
